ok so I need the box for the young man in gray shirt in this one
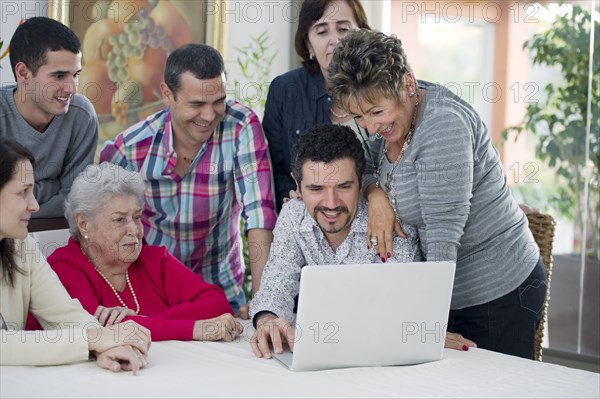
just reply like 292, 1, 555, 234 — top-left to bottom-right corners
0, 17, 98, 218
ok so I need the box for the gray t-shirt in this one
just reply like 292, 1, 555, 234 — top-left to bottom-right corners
365, 81, 539, 310
0, 85, 98, 218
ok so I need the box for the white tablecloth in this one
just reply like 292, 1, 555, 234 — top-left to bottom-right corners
2, 323, 598, 398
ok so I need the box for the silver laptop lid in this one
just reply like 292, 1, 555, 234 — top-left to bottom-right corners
287, 261, 456, 371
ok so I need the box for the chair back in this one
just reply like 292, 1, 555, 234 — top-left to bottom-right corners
527, 213, 556, 361
28, 217, 71, 259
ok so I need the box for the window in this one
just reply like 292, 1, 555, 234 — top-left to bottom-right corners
419, 18, 495, 130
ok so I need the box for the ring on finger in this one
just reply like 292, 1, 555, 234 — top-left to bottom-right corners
369, 235, 378, 246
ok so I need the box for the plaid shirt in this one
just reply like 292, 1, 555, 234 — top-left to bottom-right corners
100, 101, 277, 300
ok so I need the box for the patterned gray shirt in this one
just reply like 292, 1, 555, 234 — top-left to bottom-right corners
249, 197, 421, 322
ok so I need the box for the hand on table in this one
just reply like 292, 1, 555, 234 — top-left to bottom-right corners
87, 320, 151, 355
193, 313, 243, 342
96, 345, 148, 375
444, 332, 477, 351
250, 314, 295, 359
94, 305, 137, 326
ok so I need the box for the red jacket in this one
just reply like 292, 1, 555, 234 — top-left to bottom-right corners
32, 238, 233, 341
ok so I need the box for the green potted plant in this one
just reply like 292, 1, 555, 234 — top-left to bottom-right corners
504, 3, 599, 260
233, 30, 278, 118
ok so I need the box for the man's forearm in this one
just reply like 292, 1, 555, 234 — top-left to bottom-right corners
247, 228, 273, 294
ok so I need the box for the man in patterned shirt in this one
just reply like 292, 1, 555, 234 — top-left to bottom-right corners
100, 44, 276, 318
249, 125, 421, 358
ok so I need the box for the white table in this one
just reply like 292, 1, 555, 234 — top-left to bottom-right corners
2, 323, 598, 398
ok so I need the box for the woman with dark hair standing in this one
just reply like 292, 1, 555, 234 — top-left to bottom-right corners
263, 0, 371, 212
0, 139, 150, 372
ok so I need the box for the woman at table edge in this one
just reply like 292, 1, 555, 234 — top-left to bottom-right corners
0, 139, 150, 373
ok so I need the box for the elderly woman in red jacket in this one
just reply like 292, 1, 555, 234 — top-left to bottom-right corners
38, 162, 242, 342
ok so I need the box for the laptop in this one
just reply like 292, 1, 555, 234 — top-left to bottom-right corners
272, 261, 456, 372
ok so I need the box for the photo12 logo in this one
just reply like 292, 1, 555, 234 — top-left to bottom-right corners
401, 321, 447, 344
398, 2, 541, 24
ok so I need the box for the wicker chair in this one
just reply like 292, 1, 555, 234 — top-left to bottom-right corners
526, 213, 556, 361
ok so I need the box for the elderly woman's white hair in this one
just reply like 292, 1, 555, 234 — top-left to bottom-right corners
64, 162, 145, 241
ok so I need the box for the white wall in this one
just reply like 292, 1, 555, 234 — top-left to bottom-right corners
361, 0, 390, 33
0, 0, 47, 84
225, 0, 293, 119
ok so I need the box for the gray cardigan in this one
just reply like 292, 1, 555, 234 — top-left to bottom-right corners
364, 81, 539, 310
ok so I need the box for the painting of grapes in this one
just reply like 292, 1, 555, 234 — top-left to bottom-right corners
67, 0, 207, 145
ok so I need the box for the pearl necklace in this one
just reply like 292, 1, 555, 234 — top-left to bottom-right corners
374, 90, 420, 220
80, 246, 140, 314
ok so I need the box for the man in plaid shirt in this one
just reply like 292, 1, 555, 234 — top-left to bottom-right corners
100, 44, 276, 318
